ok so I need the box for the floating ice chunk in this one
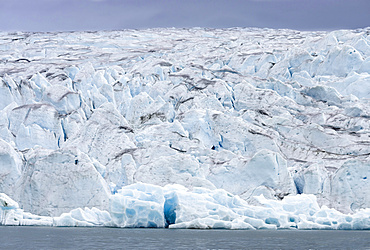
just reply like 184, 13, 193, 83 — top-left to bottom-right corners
2, 182, 370, 229
20, 212, 53, 226
0, 193, 23, 226
54, 207, 112, 227
163, 185, 277, 229
0, 193, 19, 209
169, 218, 234, 229
255, 194, 321, 216
110, 183, 165, 228
1, 193, 53, 226
230, 217, 256, 230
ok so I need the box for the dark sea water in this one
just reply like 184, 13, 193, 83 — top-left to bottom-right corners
0, 227, 369, 250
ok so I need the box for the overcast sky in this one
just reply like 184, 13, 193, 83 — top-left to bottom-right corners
1, 0, 369, 32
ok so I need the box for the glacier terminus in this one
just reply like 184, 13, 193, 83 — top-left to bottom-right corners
0, 27, 370, 229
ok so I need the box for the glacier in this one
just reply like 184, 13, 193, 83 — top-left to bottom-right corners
0, 27, 370, 229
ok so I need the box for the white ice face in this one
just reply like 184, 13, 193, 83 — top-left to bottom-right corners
1, 183, 370, 229
0, 27, 369, 229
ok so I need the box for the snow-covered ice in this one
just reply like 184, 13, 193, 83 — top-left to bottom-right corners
2, 183, 370, 229
0, 27, 370, 229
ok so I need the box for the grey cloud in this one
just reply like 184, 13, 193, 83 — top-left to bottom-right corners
0, 0, 369, 32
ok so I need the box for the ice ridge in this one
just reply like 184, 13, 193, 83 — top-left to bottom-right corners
0, 27, 369, 229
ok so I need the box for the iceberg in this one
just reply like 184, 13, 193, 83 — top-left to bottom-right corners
0, 27, 370, 229
1, 183, 370, 229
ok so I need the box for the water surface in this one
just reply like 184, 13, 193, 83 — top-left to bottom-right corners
0, 227, 369, 249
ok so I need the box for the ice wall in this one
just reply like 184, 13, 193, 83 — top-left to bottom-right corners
1, 183, 370, 229
0, 27, 369, 227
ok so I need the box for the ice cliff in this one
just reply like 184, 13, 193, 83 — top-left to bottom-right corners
0, 27, 369, 229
